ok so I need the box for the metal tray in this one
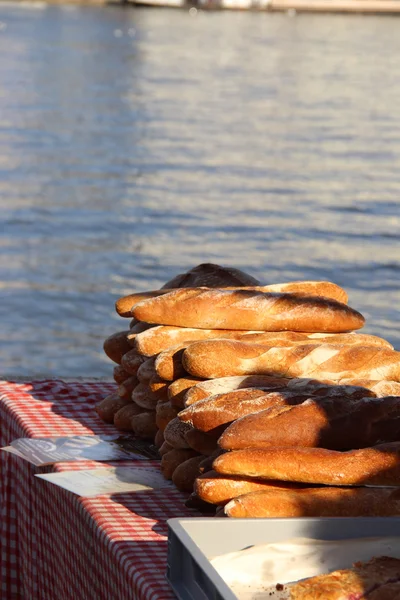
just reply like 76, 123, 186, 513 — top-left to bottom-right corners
167, 517, 400, 600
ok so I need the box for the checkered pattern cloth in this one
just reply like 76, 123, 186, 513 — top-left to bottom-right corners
0, 380, 198, 600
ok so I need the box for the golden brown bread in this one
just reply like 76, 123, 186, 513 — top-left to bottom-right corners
120, 349, 147, 376
183, 341, 400, 381
132, 288, 364, 331
161, 448, 200, 480
155, 401, 180, 432
148, 375, 169, 400
117, 376, 139, 400
154, 343, 188, 381
340, 379, 400, 396
168, 377, 205, 408
131, 383, 160, 410
103, 331, 132, 364
213, 443, 400, 486
113, 365, 131, 385
179, 383, 375, 432
163, 417, 192, 449
136, 357, 157, 383
184, 428, 220, 456
126, 321, 155, 346
198, 450, 225, 474
224, 487, 400, 518
130, 411, 157, 439
113, 403, 143, 430
219, 396, 400, 451
95, 393, 131, 424
195, 471, 303, 505
118, 276, 348, 318
171, 455, 205, 493
184, 375, 293, 406
116, 263, 260, 317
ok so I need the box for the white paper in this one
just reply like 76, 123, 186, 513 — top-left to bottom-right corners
35, 466, 173, 496
211, 536, 400, 599
1, 434, 157, 466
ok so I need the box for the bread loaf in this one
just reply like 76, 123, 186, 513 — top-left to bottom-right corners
161, 448, 200, 480
198, 450, 225, 474
172, 455, 205, 493
132, 288, 364, 331
114, 403, 142, 430
117, 376, 139, 400
183, 341, 400, 381
184, 428, 220, 456
154, 344, 188, 381
213, 443, 400, 486
131, 383, 160, 410
340, 379, 400, 397
179, 383, 374, 432
126, 321, 155, 346
168, 377, 204, 408
95, 393, 131, 424
219, 396, 400, 451
224, 487, 400, 518
113, 365, 131, 385
103, 331, 132, 364
195, 471, 302, 505
130, 411, 157, 439
119, 276, 348, 318
184, 375, 293, 406
136, 357, 157, 383
155, 401, 180, 432
159, 441, 174, 456
163, 418, 192, 449
120, 349, 147, 376
116, 263, 260, 317
148, 375, 169, 400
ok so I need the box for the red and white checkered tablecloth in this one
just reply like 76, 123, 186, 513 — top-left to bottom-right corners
0, 380, 199, 600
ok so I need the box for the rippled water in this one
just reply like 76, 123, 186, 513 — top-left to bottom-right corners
0, 4, 399, 377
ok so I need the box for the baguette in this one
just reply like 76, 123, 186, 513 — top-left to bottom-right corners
172, 455, 205, 493
113, 365, 131, 385
132, 288, 364, 331
219, 396, 400, 451
116, 263, 260, 317
95, 393, 131, 424
136, 357, 157, 383
159, 441, 174, 456
168, 377, 205, 408
183, 341, 400, 381
224, 487, 400, 518
130, 411, 157, 439
154, 343, 188, 381
163, 417, 192, 449
148, 375, 170, 400
103, 331, 132, 364
114, 402, 143, 430
126, 322, 155, 346
184, 375, 293, 406
120, 349, 147, 376
198, 450, 225, 474
195, 471, 303, 505
117, 376, 139, 400
155, 401, 180, 432
179, 384, 375, 432
213, 443, 400, 486
135, 326, 388, 358
161, 448, 200, 480
131, 383, 160, 410
184, 428, 220, 456
121, 278, 348, 318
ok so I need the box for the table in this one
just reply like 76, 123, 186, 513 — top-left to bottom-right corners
0, 379, 198, 600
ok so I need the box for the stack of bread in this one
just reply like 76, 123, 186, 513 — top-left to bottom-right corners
96, 263, 261, 442
98, 263, 400, 519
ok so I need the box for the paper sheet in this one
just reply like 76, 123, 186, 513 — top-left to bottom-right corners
35, 466, 173, 496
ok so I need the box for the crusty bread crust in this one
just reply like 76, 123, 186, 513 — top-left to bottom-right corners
132, 288, 363, 331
